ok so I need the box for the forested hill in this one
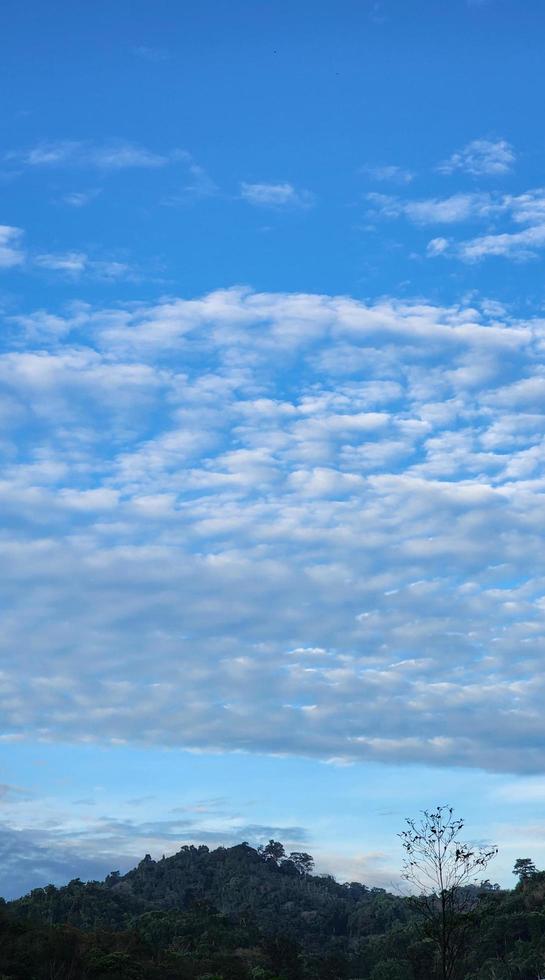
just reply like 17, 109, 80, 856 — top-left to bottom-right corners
8, 840, 408, 942
4, 841, 545, 979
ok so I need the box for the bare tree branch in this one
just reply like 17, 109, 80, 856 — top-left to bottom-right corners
399, 805, 498, 980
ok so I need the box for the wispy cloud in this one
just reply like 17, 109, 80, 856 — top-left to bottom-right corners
10, 140, 173, 170
426, 236, 451, 257
61, 189, 101, 207
8, 141, 218, 207
422, 188, 545, 262
438, 138, 516, 177
0, 225, 25, 268
363, 164, 414, 184
161, 154, 218, 205
132, 45, 170, 63
0, 224, 146, 282
458, 222, 545, 262
367, 191, 495, 224
34, 252, 89, 274
6, 139, 221, 213
240, 181, 314, 208
501, 188, 545, 225
34, 251, 131, 279
369, 182, 545, 263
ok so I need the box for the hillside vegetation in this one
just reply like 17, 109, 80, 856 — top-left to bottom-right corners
3, 840, 545, 979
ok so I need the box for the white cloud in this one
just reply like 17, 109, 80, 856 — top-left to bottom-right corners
438, 138, 516, 176
0, 226, 135, 280
505, 188, 545, 225
1, 289, 545, 774
459, 222, 545, 262
0, 225, 25, 268
13, 140, 172, 170
426, 236, 450, 256
34, 251, 88, 274
9, 141, 217, 203
240, 181, 314, 208
76, 141, 170, 169
369, 182, 545, 263
61, 189, 100, 207
363, 164, 414, 184
34, 251, 131, 279
452, 188, 545, 261
367, 191, 495, 224
23, 140, 78, 165
406, 193, 493, 224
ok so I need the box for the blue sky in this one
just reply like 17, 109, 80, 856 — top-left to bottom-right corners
3, 0, 545, 899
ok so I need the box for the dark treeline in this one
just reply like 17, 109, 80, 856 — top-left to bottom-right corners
2, 833, 545, 979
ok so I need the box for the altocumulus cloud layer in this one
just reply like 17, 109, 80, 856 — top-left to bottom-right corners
2, 287, 545, 773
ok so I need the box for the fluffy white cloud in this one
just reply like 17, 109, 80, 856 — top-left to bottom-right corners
438, 138, 516, 176
1, 288, 545, 773
371, 183, 545, 262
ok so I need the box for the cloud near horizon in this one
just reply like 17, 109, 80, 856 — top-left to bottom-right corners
0, 809, 310, 899
1, 287, 545, 774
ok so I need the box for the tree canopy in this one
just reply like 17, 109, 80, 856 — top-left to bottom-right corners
3, 832, 545, 980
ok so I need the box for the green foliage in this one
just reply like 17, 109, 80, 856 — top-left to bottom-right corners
258, 841, 286, 865
369, 959, 414, 980
513, 858, 539, 882
4, 841, 545, 979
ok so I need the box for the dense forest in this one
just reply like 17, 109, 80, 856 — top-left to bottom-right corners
3, 833, 545, 980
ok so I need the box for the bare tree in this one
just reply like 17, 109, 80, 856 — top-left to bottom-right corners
399, 804, 498, 980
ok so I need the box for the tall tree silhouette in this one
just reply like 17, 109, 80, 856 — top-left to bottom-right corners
400, 804, 498, 980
